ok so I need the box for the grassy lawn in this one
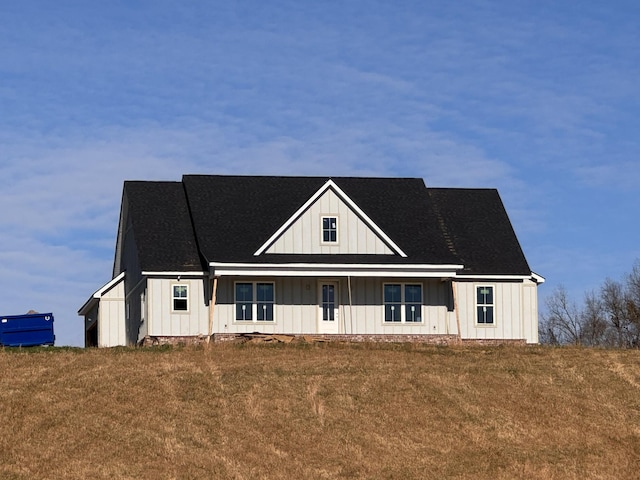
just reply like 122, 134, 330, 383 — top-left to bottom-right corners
0, 343, 638, 479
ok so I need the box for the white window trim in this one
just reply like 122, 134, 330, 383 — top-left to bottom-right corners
476, 284, 496, 326
234, 281, 276, 323
171, 283, 189, 313
382, 283, 423, 324
320, 215, 339, 245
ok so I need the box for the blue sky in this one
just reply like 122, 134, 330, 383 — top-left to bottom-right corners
2, 1, 639, 346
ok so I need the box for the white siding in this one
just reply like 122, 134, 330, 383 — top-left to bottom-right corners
213, 278, 318, 335
212, 277, 456, 336
522, 280, 539, 344
454, 280, 538, 343
98, 280, 126, 347
147, 277, 209, 337
266, 189, 393, 255
140, 276, 539, 342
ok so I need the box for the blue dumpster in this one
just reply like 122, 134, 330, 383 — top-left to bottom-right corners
0, 313, 55, 347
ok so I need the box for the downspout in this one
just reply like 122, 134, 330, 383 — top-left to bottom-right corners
452, 280, 462, 343
207, 276, 218, 343
348, 276, 354, 335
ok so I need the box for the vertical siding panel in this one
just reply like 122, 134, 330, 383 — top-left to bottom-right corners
301, 213, 311, 253
265, 189, 392, 255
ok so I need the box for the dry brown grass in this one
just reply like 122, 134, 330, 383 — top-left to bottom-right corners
0, 343, 639, 479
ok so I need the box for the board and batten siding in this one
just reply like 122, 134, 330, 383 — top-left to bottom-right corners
147, 277, 209, 337
213, 277, 318, 334
265, 188, 394, 255
454, 280, 538, 344
98, 279, 126, 347
522, 280, 539, 344
211, 277, 456, 336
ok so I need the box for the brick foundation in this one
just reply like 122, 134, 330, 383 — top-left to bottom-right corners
140, 334, 529, 347
214, 333, 460, 344
460, 338, 527, 346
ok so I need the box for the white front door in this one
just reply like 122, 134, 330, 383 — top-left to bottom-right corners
318, 281, 340, 334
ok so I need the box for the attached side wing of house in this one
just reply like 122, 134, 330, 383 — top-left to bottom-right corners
79, 175, 543, 347
78, 272, 126, 347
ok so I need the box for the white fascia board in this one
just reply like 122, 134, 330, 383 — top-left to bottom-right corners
253, 179, 408, 257
454, 274, 533, 281
78, 272, 126, 315
210, 262, 462, 278
141, 271, 207, 277
94, 271, 126, 298
531, 272, 546, 284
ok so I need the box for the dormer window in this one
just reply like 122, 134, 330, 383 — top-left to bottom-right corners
322, 216, 338, 243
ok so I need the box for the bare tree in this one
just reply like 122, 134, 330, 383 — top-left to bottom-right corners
541, 286, 583, 345
601, 278, 629, 347
581, 291, 607, 346
540, 260, 640, 348
625, 261, 640, 346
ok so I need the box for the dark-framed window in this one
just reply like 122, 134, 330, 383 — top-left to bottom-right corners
322, 216, 338, 243
476, 286, 494, 324
235, 283, 253, 321
235, 282, 275, 322
256, 282, 275, 321
172, 284, 188, 312
383, 283, 422, 323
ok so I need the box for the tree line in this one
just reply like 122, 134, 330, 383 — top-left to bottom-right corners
540, 260, 640, 348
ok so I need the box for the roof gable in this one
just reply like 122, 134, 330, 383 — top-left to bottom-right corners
256, 179, 403, 256
118, 175, 532, 275
181, 175, 460, 265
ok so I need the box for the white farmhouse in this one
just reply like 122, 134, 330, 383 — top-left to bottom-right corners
79, 175, 543, 347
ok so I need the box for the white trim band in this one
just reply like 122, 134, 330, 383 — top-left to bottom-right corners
210, 262, 463, 278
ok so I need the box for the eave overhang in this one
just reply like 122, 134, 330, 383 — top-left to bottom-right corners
78, 272, 126, 316
209, 262, 463, 278
140, 271, 208, 277
454, 272, 545, 283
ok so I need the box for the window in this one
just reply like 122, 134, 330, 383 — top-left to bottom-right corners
172, 285, 188, 311
476, 286, 494, 324
322, 216, 337, 243
236, 283, 253, 321
256, 283, 274, 321
384, 283, 422, 323
235, 282, 275, 322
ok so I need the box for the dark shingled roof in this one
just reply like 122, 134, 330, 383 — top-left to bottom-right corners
427, 188, 531, 275
120, 175, 533, 276
182, 175, 459, 265
123, 181, 203, 272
